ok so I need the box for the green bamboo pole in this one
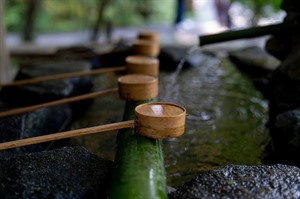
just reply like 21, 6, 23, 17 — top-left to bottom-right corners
109, 99, 168, 199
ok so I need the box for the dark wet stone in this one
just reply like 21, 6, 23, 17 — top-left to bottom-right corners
0, 60, 93, 119
268, 70, 300, 125
228, 46, 279, 76
265, 36, 291, 61
266, 80, 300, 165
281, 0, 300, 12
0, 103, 72, 154
1, 60, 92, 104
55, 45, 133, 69
95, 48, 132, 69
228, 46, 279, 98
55, 46, 96, 56
158, 46, 199, 71
169, 164, 300, 199
270, 109, 300, 166
0, 146, 113, 199
264, 15, 300, 165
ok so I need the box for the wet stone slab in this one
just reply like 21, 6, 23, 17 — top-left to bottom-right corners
0, 146, 113, 199
169, 164, 300, 199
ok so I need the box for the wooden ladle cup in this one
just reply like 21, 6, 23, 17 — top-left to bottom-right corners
132, 39, 160, 57
126, 55, 159, 77
135, 102, 186, 138
118, 74, 158, 101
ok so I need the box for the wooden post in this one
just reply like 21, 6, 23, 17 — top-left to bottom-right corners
0, 1, 9, 83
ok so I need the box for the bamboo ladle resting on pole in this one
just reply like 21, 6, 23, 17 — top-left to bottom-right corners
0, 57, 161, 117
0, 102, 186, 150
0, 55, 159, 88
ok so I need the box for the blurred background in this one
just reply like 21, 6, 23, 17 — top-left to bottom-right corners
3, 0, 285, 47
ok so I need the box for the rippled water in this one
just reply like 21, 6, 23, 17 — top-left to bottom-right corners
70, 49, 270, 187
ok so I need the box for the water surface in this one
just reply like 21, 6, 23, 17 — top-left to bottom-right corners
159, 52, 269, 186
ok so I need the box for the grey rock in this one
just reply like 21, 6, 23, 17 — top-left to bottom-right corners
229, 46, 279, 97
0, 103, 72, 153
270, 109, 300, 165
267, 71, 300, 167
229, 46, 280, 75
276, 109, 300, 148
158, 46, 201, 71
278, 37, 300, 81
264, 4, 300, 166
267, 70, 300, 124
0, 60, 93, 107
169, 164, 300, 199
0, 146, 113, 199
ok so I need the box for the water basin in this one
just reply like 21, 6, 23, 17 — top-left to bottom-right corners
70, 50, 270, 187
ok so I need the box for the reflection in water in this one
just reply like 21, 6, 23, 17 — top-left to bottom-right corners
150, 105, 164, 116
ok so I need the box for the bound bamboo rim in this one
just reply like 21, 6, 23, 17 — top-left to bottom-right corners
126, 55, 159, 77
118, 74, 158, 101
135, 102, 186, 138
132, 39, 160, 57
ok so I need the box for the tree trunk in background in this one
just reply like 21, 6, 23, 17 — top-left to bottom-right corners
90, 0, 110, 41
0, 1, 9, 83
23, 0, 39, 41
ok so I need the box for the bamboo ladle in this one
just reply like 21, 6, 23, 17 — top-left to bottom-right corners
0, 102, 186, 150
126, 55, 159, 77
0, 55, 159, 88
0, 73, 181, 150
0, 66, 159, 118
1, 30, 160, 88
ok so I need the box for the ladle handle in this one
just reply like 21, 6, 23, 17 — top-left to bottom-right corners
0, 66, 126, 87
0, 120, 134, 150
199, 20, 299, 46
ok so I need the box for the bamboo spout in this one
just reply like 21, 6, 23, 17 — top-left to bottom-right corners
199, 19, 300, 46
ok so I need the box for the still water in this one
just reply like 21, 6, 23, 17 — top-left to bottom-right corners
70, 49, 270, 187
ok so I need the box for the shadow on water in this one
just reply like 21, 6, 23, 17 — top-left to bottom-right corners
70, 49, 270, 187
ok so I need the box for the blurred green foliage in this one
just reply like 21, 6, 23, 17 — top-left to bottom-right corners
4, 0, 283, 33
4, 0, 25, 31
4, 0, 175, 33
